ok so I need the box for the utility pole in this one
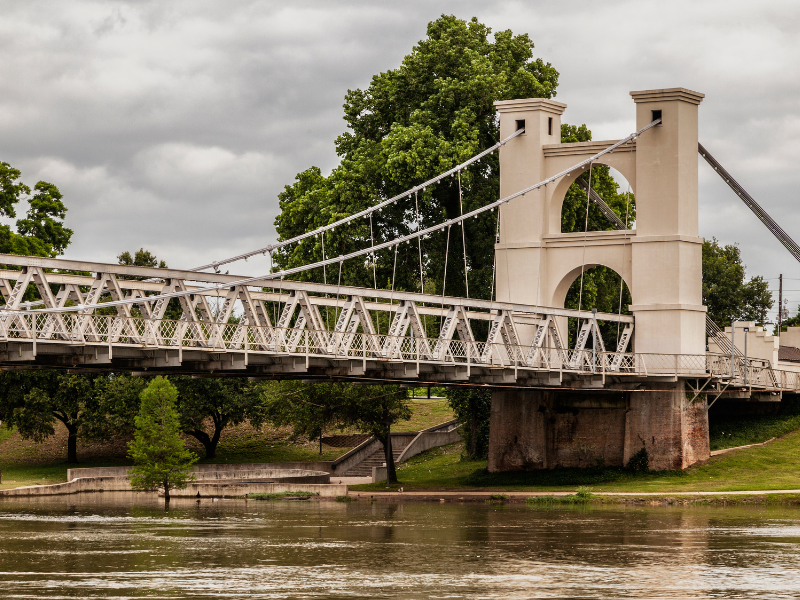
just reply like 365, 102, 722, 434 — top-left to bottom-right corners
778, 274, 784, 334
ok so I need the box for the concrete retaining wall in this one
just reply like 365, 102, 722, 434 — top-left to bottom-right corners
175, 483, 347, 498
396, 429, 462, 464
64, 468, 329, 484
67, 462, 334, 481
0, 479, 346, 498
1, 476, 134, 496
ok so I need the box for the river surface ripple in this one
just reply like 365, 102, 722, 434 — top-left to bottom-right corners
1, 494, 800, 599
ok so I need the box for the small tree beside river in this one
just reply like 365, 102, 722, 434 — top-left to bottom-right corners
128, 377, 198, 505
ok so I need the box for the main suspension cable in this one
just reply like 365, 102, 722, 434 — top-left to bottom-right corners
16, 119, 660, 316
189, 128, 526, 274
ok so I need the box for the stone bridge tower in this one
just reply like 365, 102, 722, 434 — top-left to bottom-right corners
489, 88, 709, 471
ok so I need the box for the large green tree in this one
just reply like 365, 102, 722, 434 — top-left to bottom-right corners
702, 237, 772, 327
263, 380, 351, 454
128, 377, 198, 505
171, 377, 268, 459
264, 381, 411, 484
274, 15, 558, 308
0, 162, 72, 258
0, 372, 106, 463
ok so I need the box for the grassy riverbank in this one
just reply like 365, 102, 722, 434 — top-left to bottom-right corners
352, 424, 800, 494
709, 396, 800, 450
0, 397, 454, 490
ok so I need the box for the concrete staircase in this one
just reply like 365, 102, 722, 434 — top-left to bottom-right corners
341, 444, 405, 477
332, 421, 461, 479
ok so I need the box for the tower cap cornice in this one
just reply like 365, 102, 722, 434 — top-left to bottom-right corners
630, 88, 705, 105
494, 98, 567, 115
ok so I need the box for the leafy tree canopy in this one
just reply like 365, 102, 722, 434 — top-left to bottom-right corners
446, 387, 491, 459
0, 162, 72, 257
171, 377, 268, 460
118, 248, 167, 269
0, 372, 105, 463
703, 237, 772, 327
264, 381, 410, 483
128, 377, 198, 504
274, 15, 559, 302
263, 380, 355, 450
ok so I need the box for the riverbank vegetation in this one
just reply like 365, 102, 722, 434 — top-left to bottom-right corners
351, 420, 800, 494
0, 397, 454, 490
709, 398, 800, 450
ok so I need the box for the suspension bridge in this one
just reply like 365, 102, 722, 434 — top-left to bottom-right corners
3, 87, 799, 471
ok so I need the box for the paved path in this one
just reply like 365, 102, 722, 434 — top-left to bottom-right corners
710, 438, 776, 456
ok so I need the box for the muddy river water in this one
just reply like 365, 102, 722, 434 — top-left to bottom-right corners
1, 493, 800, 598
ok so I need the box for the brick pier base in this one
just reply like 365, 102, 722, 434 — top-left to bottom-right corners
487, 383, 709, 472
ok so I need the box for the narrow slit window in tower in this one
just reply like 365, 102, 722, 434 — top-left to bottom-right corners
652, 109, 662, 124
548, 117, 553, 136
516, 119, 525, 132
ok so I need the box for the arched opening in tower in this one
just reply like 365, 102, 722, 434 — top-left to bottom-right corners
560, 165, 635, 234
563, 265, 632, 350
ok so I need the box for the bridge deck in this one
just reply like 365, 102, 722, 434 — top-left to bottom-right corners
0, 314, 794, 393
0, 254, 794, 394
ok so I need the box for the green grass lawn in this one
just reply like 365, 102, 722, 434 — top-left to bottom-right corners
352, 428, 800, 494
401, 398, 454, 432
0, 426, 14, 445
710, 413, 800, 450
0, 460, 130, 490
709, 395, 800, 451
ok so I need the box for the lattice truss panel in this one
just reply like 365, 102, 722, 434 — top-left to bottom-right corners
0, 257, 637, 375
0, 255, 797, 390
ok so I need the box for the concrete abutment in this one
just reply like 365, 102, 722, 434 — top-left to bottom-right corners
487, 384, 709, 472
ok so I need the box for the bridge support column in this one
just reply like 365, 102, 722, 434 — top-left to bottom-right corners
624, 383, 709, 470
487, 383, 709, 472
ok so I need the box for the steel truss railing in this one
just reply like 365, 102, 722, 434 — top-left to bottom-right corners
1, 311, 797, 390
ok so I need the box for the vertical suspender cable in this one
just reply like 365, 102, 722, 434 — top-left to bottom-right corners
441, 224, 451, 329
491, 208, 499, 301
458, 171, 469, 298
269, 250, 276, 325
369, 212, 378, 335
415, 191, 425, 294
616, 182, 631, 346
576, 163, 593, 342
415, 190, 427, 334
390, 243, 399, 341
321, 233, 329, 330
336, 260, 342, 330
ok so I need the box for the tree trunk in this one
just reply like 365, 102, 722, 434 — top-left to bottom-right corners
383, 429, 398, 485
189, 427, 221, 460
66, 424, 79, 464
164, 482, 170, 505
469, 410, 478, 458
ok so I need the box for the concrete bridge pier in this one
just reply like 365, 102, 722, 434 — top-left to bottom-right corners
487, 384, 709, 472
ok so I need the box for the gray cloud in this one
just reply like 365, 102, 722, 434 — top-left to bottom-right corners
1, 0, 799, 318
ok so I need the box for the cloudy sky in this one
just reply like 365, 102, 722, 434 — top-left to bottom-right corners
1, 0, 799, 319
